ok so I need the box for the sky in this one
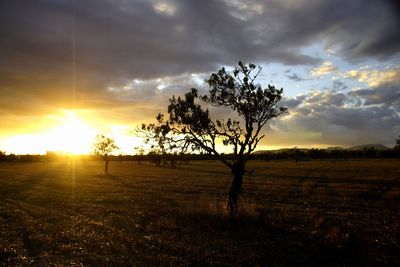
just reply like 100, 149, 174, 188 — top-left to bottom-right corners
0, 0, 399, 154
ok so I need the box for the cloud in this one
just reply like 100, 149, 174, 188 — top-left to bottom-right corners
345, 67, 400, 87
274, 88, 400, 146
350, 82, 400, 108
258, 0, 400, 62
311, 62, 337, 77
322, 0, 400, 61
351, 85, 400, 106
342, 66, 400, 107
286, 73, 306, 82
152, 1, 177, 16
107, 72, 208, 106
332, 80, 348, 91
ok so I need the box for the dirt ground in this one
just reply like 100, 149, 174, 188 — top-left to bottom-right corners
0, 159, 399, 266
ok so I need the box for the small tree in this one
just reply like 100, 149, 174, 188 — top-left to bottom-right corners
394, 135, 400, 150
134, 147, 145, 164
93, 134, 119, 175
292, 146, 299, 164
0, 151, 6, 161
143, 62, 287, 217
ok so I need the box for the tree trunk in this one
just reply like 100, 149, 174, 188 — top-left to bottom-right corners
105, 157, 109, 175
228, 163, 245, 217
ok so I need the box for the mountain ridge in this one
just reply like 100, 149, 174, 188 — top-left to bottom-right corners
254, 144, 391, 154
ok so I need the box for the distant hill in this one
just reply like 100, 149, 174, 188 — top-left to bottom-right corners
253, 144, 391, 154
347, 144, 391, 151
253, 149, 283, 154
252, 150, 274, 154
253, 148, 309, 154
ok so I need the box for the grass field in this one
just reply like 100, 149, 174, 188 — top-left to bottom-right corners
0, 159, 399, 266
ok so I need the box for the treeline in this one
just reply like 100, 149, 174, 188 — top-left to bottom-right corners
0, 151, 217, 164
0, 152, 44, 162
105, 148, 400, 163
132, 148, 400, 164
249, 148, 400, 161
1, 148, 399, 164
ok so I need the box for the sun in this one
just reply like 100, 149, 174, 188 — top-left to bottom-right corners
45, 111, 97, 154
0, 110, 146, 155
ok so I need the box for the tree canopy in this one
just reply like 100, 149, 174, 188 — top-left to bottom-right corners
166, 61, 287, 167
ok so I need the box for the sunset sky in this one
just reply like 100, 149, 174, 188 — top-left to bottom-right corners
1, 0, 399, 154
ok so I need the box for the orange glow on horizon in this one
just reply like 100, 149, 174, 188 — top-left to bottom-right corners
0, 110, 144, 155
0, 111, 97, 155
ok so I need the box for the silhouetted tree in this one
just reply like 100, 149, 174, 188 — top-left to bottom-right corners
394, 135, 400, 150
0, 151, 6, 161
292, 147, 299, 164
134, 147, 145, 164
144, 62, 287, 217
93, 134, 119, 175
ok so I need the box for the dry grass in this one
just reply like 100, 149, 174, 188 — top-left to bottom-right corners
0, 159, 399, 266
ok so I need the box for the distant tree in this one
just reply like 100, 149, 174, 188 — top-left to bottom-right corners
292, 147, 299, 164
142, 62, 287, 217
93, 134, 119, 175
134, 147, 145, 164
0, 150, 6, 161
394, 135, 400, 150
138, 113, 181, 166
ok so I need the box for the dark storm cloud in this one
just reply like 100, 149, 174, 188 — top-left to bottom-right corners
322, 0, 400, 61
0, 0, 325, 85
276, 84, 400, 146
282, 95, 306, 109
350, 76, 400, 106
283, 105, 399, 146
270, 0, 400, 61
